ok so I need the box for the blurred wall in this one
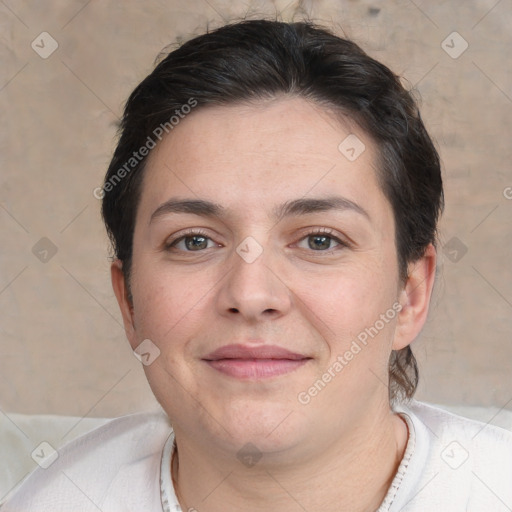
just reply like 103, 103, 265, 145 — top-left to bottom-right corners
1, 0, 511, 418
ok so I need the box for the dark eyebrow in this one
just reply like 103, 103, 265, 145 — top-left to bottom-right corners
149, 196, 370, 224
273, 196, 370, 223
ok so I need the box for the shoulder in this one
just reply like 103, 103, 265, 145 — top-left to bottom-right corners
406, 400, 512, 448
1, 410, 173, 512
391, 400, 512, 511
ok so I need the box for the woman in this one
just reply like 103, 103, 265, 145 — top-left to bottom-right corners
4, 18, 511, 512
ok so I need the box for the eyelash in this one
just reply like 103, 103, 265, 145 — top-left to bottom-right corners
165, 227, 349, 254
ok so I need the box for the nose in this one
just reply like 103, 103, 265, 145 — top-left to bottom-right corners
216, 238, 292, 323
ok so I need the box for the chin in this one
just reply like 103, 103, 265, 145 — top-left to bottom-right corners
218, 402, 305, 449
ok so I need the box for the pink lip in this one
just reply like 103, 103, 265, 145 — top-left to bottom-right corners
203, 344, 311, 379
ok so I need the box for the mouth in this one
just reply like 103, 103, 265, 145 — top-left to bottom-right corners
202, 344, 312, 379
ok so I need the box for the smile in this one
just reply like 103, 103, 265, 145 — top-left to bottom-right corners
204, 358, 310, 379
202, 344, 312, 379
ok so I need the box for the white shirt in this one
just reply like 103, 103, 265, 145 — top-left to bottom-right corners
2, 400, 512, 511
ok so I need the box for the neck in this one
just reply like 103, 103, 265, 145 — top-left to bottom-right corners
171, 405, 408, 512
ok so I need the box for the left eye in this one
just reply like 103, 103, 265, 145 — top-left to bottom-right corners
296, 232, 343, 251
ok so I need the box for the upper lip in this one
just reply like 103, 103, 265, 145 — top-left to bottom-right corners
203, 344, 309, 361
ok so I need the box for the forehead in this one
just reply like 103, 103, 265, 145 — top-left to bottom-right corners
137, 96, 389, 225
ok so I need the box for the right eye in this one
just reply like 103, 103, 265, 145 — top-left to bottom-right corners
165, 229, 220, 252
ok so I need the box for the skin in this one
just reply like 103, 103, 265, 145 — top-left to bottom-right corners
112, 96, 437, 512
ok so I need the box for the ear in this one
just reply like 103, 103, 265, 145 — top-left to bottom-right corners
393, 243, 437, 350
111, 259, 137, 347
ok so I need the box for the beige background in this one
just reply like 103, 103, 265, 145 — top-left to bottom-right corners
1, 0, 511, 418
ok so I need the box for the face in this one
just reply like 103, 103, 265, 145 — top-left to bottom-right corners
113, 96, 432, 461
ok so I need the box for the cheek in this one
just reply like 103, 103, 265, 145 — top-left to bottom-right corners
131, 269, 178, 338
130, 261, 212, 349
307, 266, 396, 329
303, 265, 399, 372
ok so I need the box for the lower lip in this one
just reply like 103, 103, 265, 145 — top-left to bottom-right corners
204, 358, 310, 379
